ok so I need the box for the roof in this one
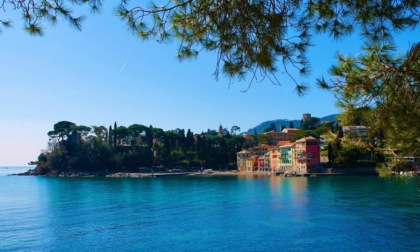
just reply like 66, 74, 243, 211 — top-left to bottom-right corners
250, 144, 275, 150
342, 125, 367, 131
295, 136, 318, 142
279, 143, 294, 148
281, 128, 301, 133
276, 141, 291, 147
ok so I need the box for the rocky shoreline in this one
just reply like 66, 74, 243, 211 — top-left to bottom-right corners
13, 169, 242, 178
11, 170, 389, 178
14, 165, 406, 178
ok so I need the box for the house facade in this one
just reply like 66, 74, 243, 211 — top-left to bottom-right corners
270, 128, 302, 143
257, 151, 272, 171
270, 148, 278, 171
250, 145, 274, 156
246, 155, 258, 172
278, 143, 294, 173
257, 156, 265, 171
237, 150, 253, 172
342, 126, 368, 137
294, 136, 320, 174
263, 152, 271, 171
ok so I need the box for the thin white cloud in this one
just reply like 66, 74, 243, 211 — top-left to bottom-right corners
120, 58, 129, 73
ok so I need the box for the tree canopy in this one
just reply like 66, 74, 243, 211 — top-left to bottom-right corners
300, 117, 320, 130
318, 43, 420, 159
2, 0, 419, 94
34, 121, 246, 174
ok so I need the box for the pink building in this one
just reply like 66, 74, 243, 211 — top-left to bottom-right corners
294, 136, 320, 174
270, 128, 302, 143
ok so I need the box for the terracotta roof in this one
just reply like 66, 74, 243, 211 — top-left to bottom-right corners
279, 143, 294, 147
276, 141, 291, 146
295, 136, 318, 142
250, 144, 275, 150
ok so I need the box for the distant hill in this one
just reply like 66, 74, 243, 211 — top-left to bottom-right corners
246, 114, 339, 134
320, 114, 339, 123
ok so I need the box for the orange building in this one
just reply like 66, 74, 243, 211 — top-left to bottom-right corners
270, 148, 279, 171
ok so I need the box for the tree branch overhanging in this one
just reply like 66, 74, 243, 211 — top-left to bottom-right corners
1, 0, 419, 93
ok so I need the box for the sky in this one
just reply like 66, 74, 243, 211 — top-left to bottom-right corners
0, 2, 418, 165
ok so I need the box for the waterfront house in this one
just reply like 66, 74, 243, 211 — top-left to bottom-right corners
270, 148, 278, 172
257, 151, 272, 172
263, 152, 271, 171
278, 143, 294, 173
294, 136, 320, 174
237, 150, 253, 172
246, 155, 258, 172
257, 156, 264, 171
237, 137, 321, 174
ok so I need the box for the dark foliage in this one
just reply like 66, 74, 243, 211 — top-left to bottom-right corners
35, 121, 246, 173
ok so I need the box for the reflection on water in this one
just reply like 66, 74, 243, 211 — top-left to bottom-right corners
0, 174, 418, 251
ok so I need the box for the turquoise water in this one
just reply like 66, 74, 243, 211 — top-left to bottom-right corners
0, 167, 419, 251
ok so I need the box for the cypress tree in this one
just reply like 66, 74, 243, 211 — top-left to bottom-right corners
327, 143, 333, 163
186, 129, 194, 151
113, 122, 117, 146
108, 125, 112, 146
289, 121, 294, 128
337, 125, 344, 138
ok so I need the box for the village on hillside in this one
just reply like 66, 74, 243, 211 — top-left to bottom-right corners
237, 113, 368, 175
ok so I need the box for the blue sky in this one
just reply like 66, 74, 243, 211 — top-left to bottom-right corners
0, 2, 418, 165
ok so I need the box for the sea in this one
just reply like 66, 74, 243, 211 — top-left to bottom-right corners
0, 166, 419, 251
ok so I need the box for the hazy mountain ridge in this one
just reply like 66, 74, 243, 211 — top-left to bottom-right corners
246, 114, 339, 134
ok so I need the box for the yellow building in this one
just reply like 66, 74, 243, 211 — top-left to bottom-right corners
237, 150, 253, 172
245, 155, 258, 172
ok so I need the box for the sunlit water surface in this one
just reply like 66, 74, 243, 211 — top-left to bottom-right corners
0, 166, 419, 251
